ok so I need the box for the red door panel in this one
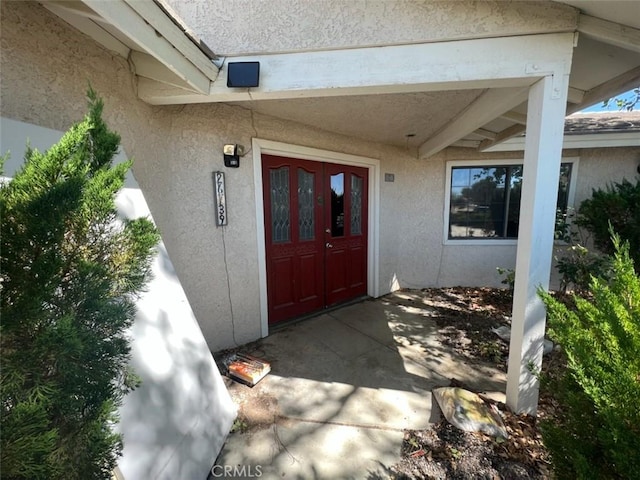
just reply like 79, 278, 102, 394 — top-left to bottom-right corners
263, 155, 368, 324
263, 155, 324, 324
271, 256, 294, 308
324, 164, 368, 307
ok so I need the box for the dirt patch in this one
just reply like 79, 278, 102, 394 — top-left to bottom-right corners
391, 380, 553, 479
401, 287, 514, 367
390, 287, 559, 479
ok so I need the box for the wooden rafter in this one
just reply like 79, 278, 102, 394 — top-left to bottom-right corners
82, 0, 214, 94
479, 66, 640, 152
42, 2, 130, 58
418, 87, 529, 159
578, 14, 640, 53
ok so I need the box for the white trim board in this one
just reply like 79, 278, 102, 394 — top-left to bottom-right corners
251, 138, 381, 338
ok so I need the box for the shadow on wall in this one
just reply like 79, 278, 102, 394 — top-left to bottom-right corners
0, 119, 237, 480
115, 178, 237, 480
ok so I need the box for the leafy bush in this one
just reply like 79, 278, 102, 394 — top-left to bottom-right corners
576, 178, 640, 267
0, 90, 159, 479
539, 233, 640, 479
496, 267, 515, 290
556, 243, 612, 294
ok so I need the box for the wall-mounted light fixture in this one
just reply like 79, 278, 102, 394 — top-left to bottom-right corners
223, 144, 244, 168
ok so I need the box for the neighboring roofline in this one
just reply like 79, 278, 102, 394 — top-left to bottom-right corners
483, 131, 640, 152
482, 111, 640, 152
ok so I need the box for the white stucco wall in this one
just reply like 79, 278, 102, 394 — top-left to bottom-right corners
166, 0, 577, 55
2, 1, 636, 358
0, 1, 426, 352
573, 147, 639, 203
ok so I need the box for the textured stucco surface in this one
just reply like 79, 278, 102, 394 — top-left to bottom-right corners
0, 1, 261, 351
0, 1, 429, 352
2, 1, 635, 358
167, 0, 577, 55
572, 147, 639, 203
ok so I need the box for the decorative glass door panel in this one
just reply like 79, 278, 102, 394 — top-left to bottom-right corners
270, 167, 290, 243
298, 168, 315, 241
263, 156, 324, 323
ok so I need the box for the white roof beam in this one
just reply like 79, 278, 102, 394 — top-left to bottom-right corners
479, 124, 525, 152
122, 0, 219, 80
566, 65, 640, 115
578, 14, 640, 53
137, 78, 210, 105
137, 32, 575, 104
497, 87, 582, 126
418, 87, 529, 159
473, 128, 498, 140
500, 89, 582, 128
479, 66, 640, 152
567, 87, 585, 104
131, 52, 200, 92
44, 1, 106, 23
42, 2, 130, 58
485, 131, 640, 152
499, 110, 527, 125
81, 0, 212, 94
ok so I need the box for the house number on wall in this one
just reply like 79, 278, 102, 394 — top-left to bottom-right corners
213, 171, 227, 226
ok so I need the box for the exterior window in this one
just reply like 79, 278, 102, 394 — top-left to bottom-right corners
447, 161, 574, 240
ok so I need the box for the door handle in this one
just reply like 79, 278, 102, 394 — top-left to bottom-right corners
326, 242, 333, 248
325, 228, 331, 234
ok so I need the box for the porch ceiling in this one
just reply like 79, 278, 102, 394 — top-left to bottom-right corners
229, 90, 485, 149
42, 0, 640, 157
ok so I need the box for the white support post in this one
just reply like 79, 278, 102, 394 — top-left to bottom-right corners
506, 74, 569, 415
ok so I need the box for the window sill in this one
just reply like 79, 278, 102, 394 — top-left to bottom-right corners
443, 238, 518, 246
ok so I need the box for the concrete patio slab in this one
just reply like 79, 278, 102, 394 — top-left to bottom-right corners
214, 292, 507, 479
220, 420, 401, 479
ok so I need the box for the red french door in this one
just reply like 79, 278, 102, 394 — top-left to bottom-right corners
262, 155, 368, 325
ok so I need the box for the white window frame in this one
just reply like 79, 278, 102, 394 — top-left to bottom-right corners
443, 157, 579, 246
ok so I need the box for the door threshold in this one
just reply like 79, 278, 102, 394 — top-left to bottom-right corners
269, 295, 370, 332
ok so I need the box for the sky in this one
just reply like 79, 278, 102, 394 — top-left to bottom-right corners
578, 88, 638, 113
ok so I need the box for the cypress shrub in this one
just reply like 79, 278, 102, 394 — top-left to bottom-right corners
540, 233, 640, 479
0, 90, 159, 479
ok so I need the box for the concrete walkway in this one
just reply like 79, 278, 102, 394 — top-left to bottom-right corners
215, 291, 506, 479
